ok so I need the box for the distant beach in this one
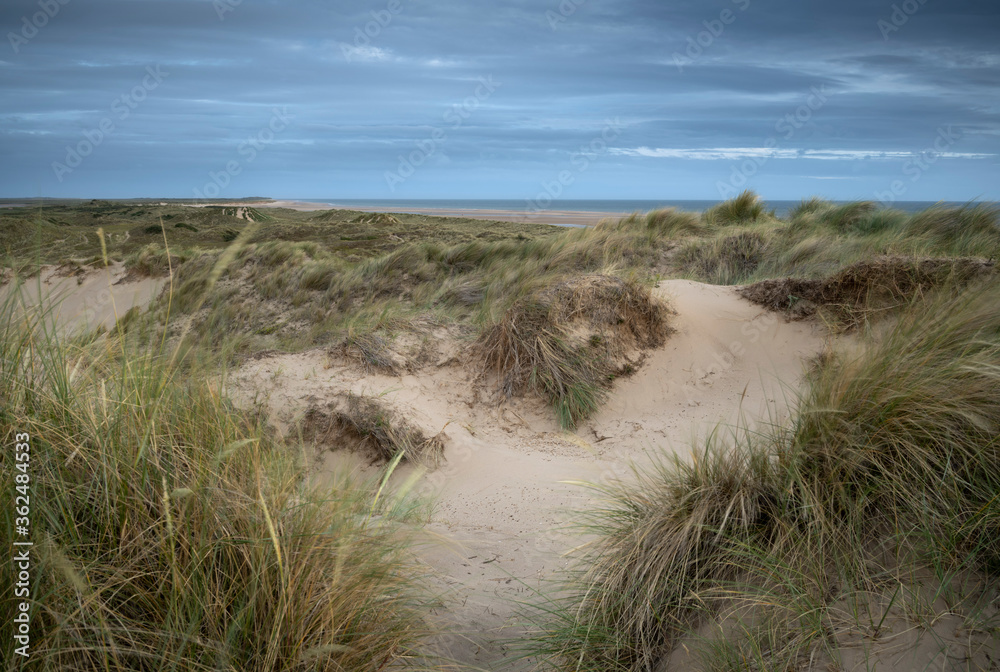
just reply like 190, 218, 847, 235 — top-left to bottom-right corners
256, 197, 977, 228
258, 199, 609, 227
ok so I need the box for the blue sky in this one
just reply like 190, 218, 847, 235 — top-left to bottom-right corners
2, 0, 998, 202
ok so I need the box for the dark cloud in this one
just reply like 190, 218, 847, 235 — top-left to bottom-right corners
0, 0, 997, 199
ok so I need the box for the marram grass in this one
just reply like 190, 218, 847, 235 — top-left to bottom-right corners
0, 281, 431, 672
525, 276, 1000, 671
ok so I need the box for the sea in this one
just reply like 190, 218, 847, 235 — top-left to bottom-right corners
298, 198, 980, 220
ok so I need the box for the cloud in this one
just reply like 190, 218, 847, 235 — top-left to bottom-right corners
610, 147, 996, 161
0, 0, 997, 199
337, 44, 393, 63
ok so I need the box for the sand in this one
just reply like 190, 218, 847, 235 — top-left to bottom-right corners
227, 279, 835, 666
1, 263, 166, 334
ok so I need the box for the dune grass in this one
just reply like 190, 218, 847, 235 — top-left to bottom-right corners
525, 276, 1000, 670
0, 280, 432, 672
103, 194, 999, 352
108, 195, 999, 430
701, 189, 769, 226
301, 392, 445, 465
5, 192, 999, 431
477, 274, 670, 428
3, 193, 999, 669
676, 196, 1000, 286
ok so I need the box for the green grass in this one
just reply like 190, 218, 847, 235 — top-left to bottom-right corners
0, 281, 433, 672
701, 189, 769, 226
476, 274, 670, 428
0, 200, 559, 266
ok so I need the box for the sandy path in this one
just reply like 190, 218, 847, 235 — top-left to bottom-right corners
229, 279, 832, 668
2, 263, 166, 334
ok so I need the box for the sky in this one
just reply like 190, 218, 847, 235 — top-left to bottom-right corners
1, 0, 999, 203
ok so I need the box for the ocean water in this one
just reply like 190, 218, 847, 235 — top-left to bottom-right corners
302, 198, 978, 219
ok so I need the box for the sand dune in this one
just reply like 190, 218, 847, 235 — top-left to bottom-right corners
14, 265, 986, 670
1, 263, 166, 334
228, 279, 833, 666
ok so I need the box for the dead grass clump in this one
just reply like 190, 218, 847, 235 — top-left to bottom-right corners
302, 394, 443, 464
739, 255, 996, 326
477, 274, 670, 428
337, 331, 405, 373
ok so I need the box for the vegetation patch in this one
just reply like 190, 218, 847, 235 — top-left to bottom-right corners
701, 189, 768, 226
0, 290, 431, 671
337, 330, 407, 373
678, 230, 768, 284
352, 212, 402, 227
739, 255, 996, 325
525, 279, 1000, 670
477, 274, 671, 428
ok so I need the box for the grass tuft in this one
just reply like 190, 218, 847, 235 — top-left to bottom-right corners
702, 190, 767, 226
477, 274, 669, 428
302, 393, 444, 465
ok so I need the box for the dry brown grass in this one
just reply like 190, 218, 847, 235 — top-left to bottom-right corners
336, 330, 405, 373
301, 393, 444, 465
738, 255, 997, 326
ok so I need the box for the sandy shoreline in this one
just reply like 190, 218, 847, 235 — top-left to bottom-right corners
259, 200, 623, 227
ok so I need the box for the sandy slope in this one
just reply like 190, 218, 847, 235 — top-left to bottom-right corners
1, 263, 165, 334
229, 279, 833, 667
